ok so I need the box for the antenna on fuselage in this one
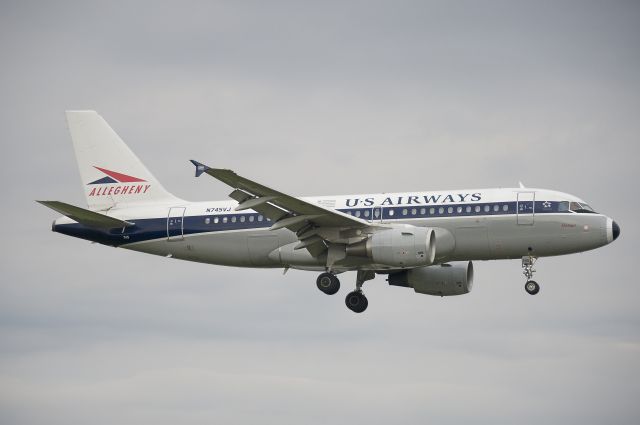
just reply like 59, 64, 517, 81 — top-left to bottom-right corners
519, 181, 526, 189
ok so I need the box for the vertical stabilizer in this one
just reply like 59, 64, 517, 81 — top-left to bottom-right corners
66, 111, 180, 211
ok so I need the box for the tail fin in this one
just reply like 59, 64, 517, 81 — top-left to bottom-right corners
66, 111, 180, 210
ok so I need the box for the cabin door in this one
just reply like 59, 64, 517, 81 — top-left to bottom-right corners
517, 192, 535, 225
167, 207, 186, 240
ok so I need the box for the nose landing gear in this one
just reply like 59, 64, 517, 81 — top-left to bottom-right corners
525, 280, 540, 295
522, 256, 540, 295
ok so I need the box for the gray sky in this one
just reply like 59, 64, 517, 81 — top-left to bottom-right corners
1, 1, 639, 424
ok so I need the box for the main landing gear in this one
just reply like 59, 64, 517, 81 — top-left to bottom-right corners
344, 270, 375, 314
522, 255, 540, 295
345, 291, 368, 313
316, 272, 340, 295
315, 270, 375, 313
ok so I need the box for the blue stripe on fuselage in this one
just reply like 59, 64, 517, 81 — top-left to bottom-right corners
52, 200, 570, 247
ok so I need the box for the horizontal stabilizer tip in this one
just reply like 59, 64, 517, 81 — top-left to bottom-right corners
37, 200, 134, 229
190, 160, 210, 177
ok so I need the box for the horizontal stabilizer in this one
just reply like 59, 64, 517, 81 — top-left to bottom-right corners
37, 200, 134, 229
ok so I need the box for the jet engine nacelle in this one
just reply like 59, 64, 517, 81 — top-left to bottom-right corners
348, 225, 436, 268
388, 261, 474, 296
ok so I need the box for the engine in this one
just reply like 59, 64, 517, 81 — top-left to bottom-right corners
388, 261, 474, 296
347, 225, 436, 268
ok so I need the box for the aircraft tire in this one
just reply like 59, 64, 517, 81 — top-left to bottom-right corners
525, 280, 540, 295
345, 291, 368, 313
317, 272, 340, 295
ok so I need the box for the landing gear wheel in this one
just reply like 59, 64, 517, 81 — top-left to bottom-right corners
345, 291, 368, 313
316, 272, 340, 295
525, 280, 540, 295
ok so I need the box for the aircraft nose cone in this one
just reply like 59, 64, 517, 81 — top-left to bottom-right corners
612, 221, 620, 241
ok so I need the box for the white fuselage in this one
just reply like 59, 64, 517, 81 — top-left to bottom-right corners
53, 187, 616, 272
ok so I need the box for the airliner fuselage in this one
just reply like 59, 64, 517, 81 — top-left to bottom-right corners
52, 188, 617, 268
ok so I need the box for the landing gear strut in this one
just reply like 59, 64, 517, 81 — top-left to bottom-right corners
522, 256, 540, 295
316, 272, 340, 295
345, 270, 375, 313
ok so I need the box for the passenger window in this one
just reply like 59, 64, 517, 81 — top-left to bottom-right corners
355, 210, 361, 218
429, 207, 435, 215
364, 210, 370, 218
258, 215, 263, 222
402, 209, 408, 216
223, 217, 228, 223
231, 216, 237, 223
484, 205, 490, 212
240, 216, 246, 222
466, 206, 471, 213
374, 209, 380, 218
249, 215, 254, 222
411, 208, 417, 215
389, 210, 395, 216
438, 207, 444, 214
420, 208, 426, 215
475, 205, 481, 213
493, 205, 499, 212
214, 217, 219, 224
447, 207, 453, 214
503, 204, 508, 212
457, 206, 462, 213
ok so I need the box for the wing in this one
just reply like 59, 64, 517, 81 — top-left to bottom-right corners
37, 200, 135, 229
190, 160, 372, 258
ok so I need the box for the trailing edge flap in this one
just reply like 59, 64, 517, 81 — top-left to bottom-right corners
37, 200, 134, 229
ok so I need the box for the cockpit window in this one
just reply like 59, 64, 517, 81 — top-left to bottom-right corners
569, 201, 597, 214
558, 201, 570, 212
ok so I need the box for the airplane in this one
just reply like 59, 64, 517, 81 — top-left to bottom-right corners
38, 111, 621, 313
